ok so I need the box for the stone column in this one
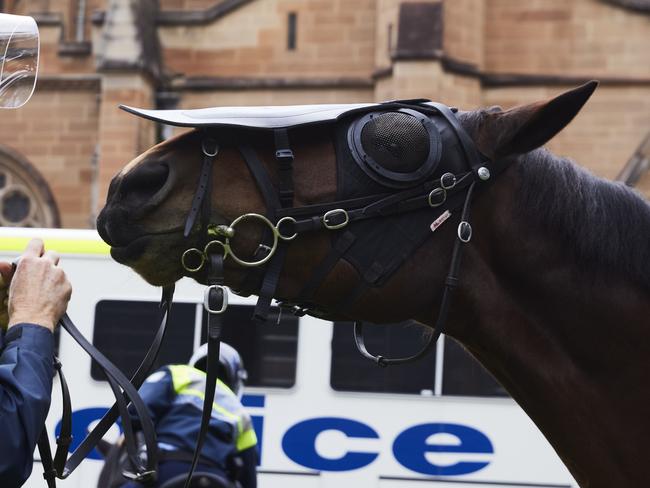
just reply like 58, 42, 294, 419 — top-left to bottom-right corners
93, 0, 162, 215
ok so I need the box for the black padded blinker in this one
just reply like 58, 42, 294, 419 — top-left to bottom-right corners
347, 108, 442, 189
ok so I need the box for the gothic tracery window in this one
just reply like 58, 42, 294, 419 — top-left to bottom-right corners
0, 146, 60, 227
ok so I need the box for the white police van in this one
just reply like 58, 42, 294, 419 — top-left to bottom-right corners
1, 228, 578, 488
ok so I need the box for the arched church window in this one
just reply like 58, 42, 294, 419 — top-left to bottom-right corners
0, 146, 60, 227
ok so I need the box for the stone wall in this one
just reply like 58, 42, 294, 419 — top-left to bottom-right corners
159, 0, 376, 79
485, 0, 650, 78
96, 75, 157, 212
0, 87, 99, 227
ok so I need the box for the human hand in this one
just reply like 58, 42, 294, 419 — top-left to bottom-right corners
7, 238, 72, 332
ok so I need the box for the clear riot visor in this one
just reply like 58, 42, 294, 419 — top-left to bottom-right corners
0, 13, 39, 109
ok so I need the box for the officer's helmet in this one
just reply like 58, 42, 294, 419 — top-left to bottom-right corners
189, 342, 248, 399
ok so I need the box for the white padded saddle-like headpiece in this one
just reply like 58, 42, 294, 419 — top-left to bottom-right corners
120, 102, 380, 129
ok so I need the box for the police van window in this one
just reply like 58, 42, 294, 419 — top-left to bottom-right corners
330, 321, 437, 394
442, 337, 508, 397
91, 300, 196, 381
201, 305, 299, 388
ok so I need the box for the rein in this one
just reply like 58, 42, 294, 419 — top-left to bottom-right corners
34, 284, 175, 487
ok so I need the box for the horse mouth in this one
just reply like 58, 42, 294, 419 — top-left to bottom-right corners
108, 227, 184, 264
109, 234, 153, 263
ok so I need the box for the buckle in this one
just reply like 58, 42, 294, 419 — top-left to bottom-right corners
201, 138, 219, 157
322, 209, 349, 230
428, 187, 446, 207
440, 173, 457, 190
275, 149, 294, 164
457, 221, 472, 243
204, 285, 228, 314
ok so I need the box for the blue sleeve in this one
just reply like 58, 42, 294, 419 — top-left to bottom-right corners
128, 367, 174, 429
0, 323, 54, 486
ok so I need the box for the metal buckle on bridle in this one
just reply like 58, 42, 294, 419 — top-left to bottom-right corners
428, 187, 446, 207
322, 209, 349, 230
440, 172, 457, 190
204, 285, 228, 314
458, 221, 472, 243
202, 138, 219, 157
276, 216, 298, 240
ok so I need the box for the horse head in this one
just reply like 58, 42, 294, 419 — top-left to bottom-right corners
97, 82, 597, 326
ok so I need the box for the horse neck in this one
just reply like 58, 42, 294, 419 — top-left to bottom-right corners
450, 163, 650, 486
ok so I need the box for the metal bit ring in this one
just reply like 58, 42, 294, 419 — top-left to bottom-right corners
181, 248, 206, 273
226, 213, 279, 267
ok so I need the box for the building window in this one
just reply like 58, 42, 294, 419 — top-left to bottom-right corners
330, 322, 509, 398
92, 301, 299, 388
330, 321, 437, 394
91, 300, 197, 381
0, 145, 60, 227
287, 12, 297, 50
199, 305, 299, 388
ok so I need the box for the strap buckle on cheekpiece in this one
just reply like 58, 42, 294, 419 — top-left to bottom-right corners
275, 148, 294, 164
204, 285, 228, 314
323, 209, 349, 230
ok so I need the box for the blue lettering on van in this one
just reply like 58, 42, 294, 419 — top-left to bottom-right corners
392, 423, 493, 476
282, 417, 379, 471
251, 415, 264, 465
55, 407, 115, 460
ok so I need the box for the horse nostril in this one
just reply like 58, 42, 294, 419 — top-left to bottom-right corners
121, 163, 170, 206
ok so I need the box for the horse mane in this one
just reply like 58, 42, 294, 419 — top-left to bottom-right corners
517, 148, 650, 290
459, 108, 650, 290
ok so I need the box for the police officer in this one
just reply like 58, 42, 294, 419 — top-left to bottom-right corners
0, 238, 72, 486
120, 343, 257, 488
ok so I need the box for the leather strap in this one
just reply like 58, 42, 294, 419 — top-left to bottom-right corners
353, 182, 477, 366
274, 129, 294, 208
58, 313, 159, 482
52, 286, 173, 481
251, 129, 295, 324
184, 138, 219, 238
183, 254, 225, 488
38, 357, 72, 488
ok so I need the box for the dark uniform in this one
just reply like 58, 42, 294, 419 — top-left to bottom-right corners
0, 323, 54, 486
122, 364, 257, 488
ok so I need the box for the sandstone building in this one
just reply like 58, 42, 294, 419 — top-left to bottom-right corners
0, 0, 648, 228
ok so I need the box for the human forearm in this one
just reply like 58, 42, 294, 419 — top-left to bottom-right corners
0, 323, 55, 485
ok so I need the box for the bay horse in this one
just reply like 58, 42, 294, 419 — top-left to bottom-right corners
97, 82, 650, 487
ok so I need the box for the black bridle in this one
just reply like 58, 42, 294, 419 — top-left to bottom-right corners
36, 100, 498, 488
170, 100, 496, 485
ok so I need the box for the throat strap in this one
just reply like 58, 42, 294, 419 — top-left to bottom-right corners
353, 181, 477, 366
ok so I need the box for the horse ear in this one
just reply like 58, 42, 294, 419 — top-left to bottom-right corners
483, 81, 598, 158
